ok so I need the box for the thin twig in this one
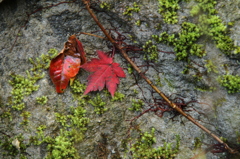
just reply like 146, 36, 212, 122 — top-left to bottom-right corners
82, 0, 237, 154
79, 32, 105, 39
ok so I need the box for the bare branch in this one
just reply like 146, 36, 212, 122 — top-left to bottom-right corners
82, 0, 238, 154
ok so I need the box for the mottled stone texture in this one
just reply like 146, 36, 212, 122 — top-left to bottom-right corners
0, 0, 240, 159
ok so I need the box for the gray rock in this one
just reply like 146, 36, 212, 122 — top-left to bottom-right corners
0, 0, 239, 159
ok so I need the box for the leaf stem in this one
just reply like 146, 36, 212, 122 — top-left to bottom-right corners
82, 0, 237, 154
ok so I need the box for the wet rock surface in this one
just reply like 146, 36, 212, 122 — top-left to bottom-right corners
0, 0, 240, 158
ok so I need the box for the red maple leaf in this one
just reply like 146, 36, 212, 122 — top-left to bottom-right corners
49, 35, 86, 93
81, 50, 126, 97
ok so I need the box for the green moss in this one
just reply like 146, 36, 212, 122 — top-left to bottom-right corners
213, 97, 226, 108
233, 46, 240, 54
8, 48, 58, 111
155, 75, 163, 87
133, 89, 139, 94
218, 75, 240, 93
127, 63, 134, 74
30, 125, 49, 145
193, 137, 202, 149
8, 74, 39, 110
155, 23, 162, 30
198, 15, 234, 55
70, 80, 87, 106
143, 40, 159, 62
70, 80, 86, 94
88, 93, 107, 114
55, 106, 89, 129
129, 99, 144, 111
0, 137, 19, 156
189, 0, 237, 55
130, 128, 180, 158
100, 2, 112, 10
158, 0, 180, 24
20, 111, 31, 125
68, 106, 89, 131
236, 131, 240, 144
220, 136, 228, 143
111, 92, 125, 102
29, 48, 58, 71
135, 20, 141, 26
55, 112, 68, 127
34, 79, 90, 158
204, 59, 218, 73
190, 4, 201, 16
153, 22, 205, 61
123, 2, 140, 16
195, 85, 216, 92
0, 110, 12, 121
0, 49, 59, 157
190, 0, 217, 16
47, 106, 89, 158
36, 96, 48, 105
47, 130, 79, 159
0, 134, 27, 158
31, 105, 89, 158
5, 46, 89, 158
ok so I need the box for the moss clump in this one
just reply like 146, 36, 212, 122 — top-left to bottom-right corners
198, 15, 234, 55
111, 92, 125, 102
29, 48, 58, 71
8, 48, 58, 111
129, 99, 144, 111
190, 0, 217, 16
130, 128, 180, 158
30, 125, 53, 146
158, 0, 180, 24
55, 106, 89, 129
20, 111, 31, 125
8, 74, 40, 110
48, 130, 79, 159
189, 0, 237, 55
153, 22, 205, 61
195, 85, 216, 92
143, 40, 159, 62
36, 78, 90, 158
70, 80, 87, 106
193, 137, 202, 149
88, 93, 107, 114
155, 75, 163, 87
68, 106, 89, 135
36, 96, 48, 105
33, 125, 48, 145
47, 106, 89, 158
204, 59, 218, 73
135, 20, 141, 26
123, 2, 140, 16
70, 80, 86, 94
100, 2, 112, 10
218, 75, 240, 93
0, 110, 12, 121
55, 112, 68, 127
31, 106, 89, 158
127, 63, 134, 74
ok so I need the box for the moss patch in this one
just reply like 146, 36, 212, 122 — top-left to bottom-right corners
130, 128, 180, 158
218, 75, 240, 93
